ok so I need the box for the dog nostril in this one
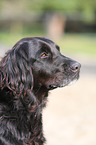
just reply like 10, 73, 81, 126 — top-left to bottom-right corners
71, 62, 81, 72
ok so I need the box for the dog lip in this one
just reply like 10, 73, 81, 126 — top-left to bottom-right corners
48, 84, 58, 90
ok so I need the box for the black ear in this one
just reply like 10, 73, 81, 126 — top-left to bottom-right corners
1, 42, 33, 93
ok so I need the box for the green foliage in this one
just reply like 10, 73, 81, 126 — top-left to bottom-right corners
0, 0, 3, 10
0, 0, 96, 22
28, 0, 96, 12
42, 0, 79, 10
1, 0, 96, 12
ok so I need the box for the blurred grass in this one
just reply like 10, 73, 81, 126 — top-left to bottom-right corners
0, 32, 96, 57
0, 31, 43, 46
57, 34, 96, 56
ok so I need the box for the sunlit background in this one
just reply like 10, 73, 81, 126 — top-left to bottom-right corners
0, 0, 96, 145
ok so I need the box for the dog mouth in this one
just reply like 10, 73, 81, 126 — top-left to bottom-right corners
48, 72, 80, 90
59, 72, 80, 88
48, 84, 58, 90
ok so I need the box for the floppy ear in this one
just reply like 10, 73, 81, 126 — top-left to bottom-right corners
1, 42, 33, 94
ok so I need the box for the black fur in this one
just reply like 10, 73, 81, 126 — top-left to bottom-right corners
0, 37, 81, 145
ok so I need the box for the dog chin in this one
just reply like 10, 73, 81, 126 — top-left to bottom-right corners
59, 78, 78, 88
48, 78, 78, 90
67, 79, 78, 86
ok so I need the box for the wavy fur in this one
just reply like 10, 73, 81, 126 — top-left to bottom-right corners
0, 37, 80, 145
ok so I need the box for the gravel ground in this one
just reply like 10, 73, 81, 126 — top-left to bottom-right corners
0, 44, 96, 145
43, 69, 96, 145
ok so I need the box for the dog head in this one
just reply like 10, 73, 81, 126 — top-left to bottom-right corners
1, 37, 81, 93
28, 37, 81, 90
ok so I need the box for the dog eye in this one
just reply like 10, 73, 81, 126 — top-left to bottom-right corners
41, 52, 48, 58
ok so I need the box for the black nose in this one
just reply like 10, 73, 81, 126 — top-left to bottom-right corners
70, 62, 81, 72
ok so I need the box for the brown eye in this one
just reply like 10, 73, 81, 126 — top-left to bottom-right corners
41, 52, 48, 58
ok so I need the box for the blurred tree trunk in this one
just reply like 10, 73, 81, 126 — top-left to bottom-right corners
45, 12, 66, 38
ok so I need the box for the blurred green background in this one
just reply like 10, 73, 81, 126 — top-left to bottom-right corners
0, 1, 96, 145
0, 0, 96, 57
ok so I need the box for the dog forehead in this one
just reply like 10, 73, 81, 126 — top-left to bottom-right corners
35, 37, 60, 53
28, 37, 59, 55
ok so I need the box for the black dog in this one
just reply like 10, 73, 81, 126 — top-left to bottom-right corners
0, 37, 81, 145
